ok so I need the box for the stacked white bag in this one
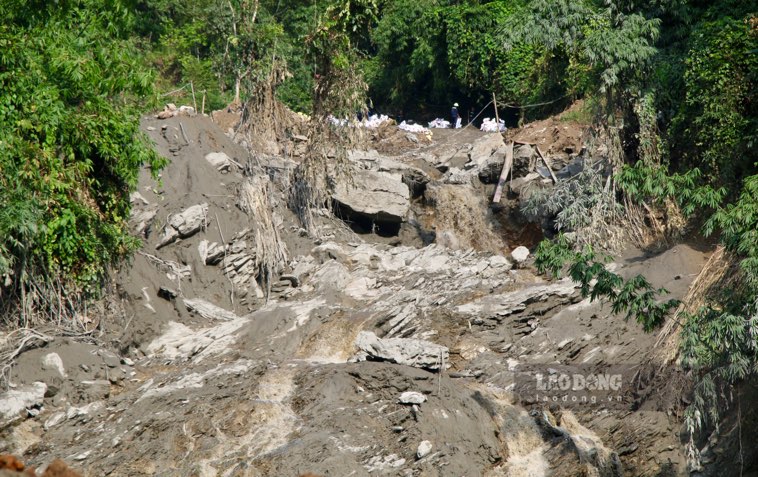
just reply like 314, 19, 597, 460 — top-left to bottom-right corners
480, 118, 506, 132
428, 118, 451, 128
398, 121, 430, 133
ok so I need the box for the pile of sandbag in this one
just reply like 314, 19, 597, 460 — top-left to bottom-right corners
398, 121, 430, 133
428, 118, 451, 128
480, 118, 506, 132
362, 114, 391, 129
328, 115, 349, 127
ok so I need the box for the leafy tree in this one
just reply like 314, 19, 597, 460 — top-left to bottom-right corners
0, 0, 165, 324
502, 0, 660, 116
669, 16, 757, 183
367, 0, 551, 119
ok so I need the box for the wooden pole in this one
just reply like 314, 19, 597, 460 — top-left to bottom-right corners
492, 92, 500, 130
201, 90, 206, 116
190, 81, 197, 115
536, 146, 558, 184
493, 141, 514, 203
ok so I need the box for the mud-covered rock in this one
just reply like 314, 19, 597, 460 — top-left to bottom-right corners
332, 170, 410, 223
354, 331, 449, 371
204, 152, 232, 171
156, 203, 208, 248
0, 383, 46, 426
468, 133, 505, 167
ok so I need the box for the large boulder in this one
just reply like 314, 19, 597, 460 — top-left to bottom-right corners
513, 144, 536, 176
476, 143, 538, 183
0, 382, 46, 426
333, 170, 410, 223
355, 331, 449, 371
477, 154, 507, 183
468, 133, 505, 168
353, 153, 431, 198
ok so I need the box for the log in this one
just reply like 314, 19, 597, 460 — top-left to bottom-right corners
536, 146, 558, 184
492, 141, 514, 203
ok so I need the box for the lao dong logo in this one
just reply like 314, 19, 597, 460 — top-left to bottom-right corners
509, 365, 634, 408
535, 372, 622, 392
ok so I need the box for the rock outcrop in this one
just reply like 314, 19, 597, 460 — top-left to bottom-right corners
355, 331, 449, 371
332, 170, 410, 223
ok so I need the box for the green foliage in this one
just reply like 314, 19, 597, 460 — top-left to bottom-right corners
366, 0, 557, 117
523, 160, 623, 247
675, 173, 758, 456
681, 302, 758, 436
704, 175, 758, 287
669, 16, 757, 183
367, 0, 447, 111
617, 162, 725, 217
0, 1, 164, 301
535, 234, 680, 332
502, 0, 660, 101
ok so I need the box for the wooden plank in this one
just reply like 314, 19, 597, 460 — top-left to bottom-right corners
492, 141, 514, 203
492, 92, 500, 126
536, 146, 558, 184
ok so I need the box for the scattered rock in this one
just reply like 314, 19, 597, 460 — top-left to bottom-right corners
416, 440, 433, 459
205, 152, 233, 171
75, 381, 110, 402
279, 274, 300, 287
41, 353, 66, 378
0, 383, 46, 425
44, 412, 66, 430
129, 205, 158, 237
444, 167, 474, 185
555, 156, 584, 179
468, 133, 505, 167
219, 241, 263, 299
508, 172, 541, 196
129, 192, 149, 206
157, 203, 209, 248
198, 240, 226, 265
511, 246, 530, 264
618, 443, 638, 456
398, 391, 427, 405
184, 298, 240, 321
157, 286, 179, 300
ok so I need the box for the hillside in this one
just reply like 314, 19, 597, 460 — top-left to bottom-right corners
1, 1, 756, 476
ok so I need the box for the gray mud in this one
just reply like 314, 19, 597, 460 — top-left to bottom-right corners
1, 113, 720, 476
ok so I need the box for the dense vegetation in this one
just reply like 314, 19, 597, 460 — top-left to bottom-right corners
0, 1, 165, 324
0, 0, 756, 462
